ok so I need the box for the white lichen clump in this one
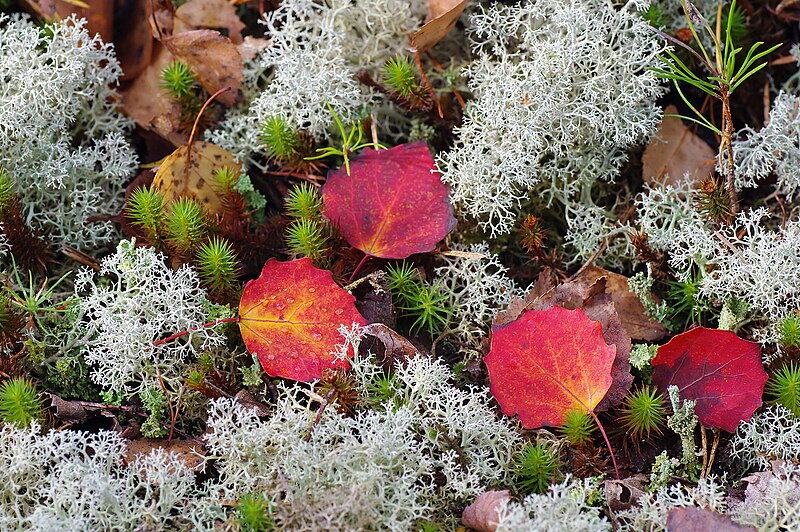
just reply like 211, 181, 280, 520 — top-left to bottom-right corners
76, 240, 224, 397
207, 0, 427, 166
0, 14, 136, 248
434, 243, 520, 349
731, 404, 800, 471
204, 328, 520, 529
0, 423, 218, 530
438, 0, 666, 237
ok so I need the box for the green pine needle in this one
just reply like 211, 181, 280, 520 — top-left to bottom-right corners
196, 237, 239, 298
513, 441, 560, 494
285, 182, 323, 221
160, 60, 197, 101
165, 197, 208, 255
559, 408, 595, 446
260, 115, 301, 164
619, 385, 667, 440
766, 362, 800, 418
128, 186, 167, 246
383, 56, 421, 98
0, 377, 44, 428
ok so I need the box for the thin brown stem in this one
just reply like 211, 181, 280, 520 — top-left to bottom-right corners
588, 410, 620, 480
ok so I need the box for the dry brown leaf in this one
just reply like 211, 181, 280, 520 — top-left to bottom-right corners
121, 44, 188, 145
152, 141, 242, 214
409, 0, 466, 53
116, 0, 154, 81
363, 323, 423, 367
604, 475, 648, 515
174, 0, 246, 44
574, 266, 667, 342
461, 490, 510, 532
21, 0, 113, 41
162, 29, 243, 106
642, 105, 716, 186
666, 507, 755, 532
124, 438, 206, 472
147, 0, 175, 39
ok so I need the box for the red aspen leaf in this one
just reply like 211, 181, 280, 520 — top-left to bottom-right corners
485, 306, 616, 429
652, 327, 767, 432
238, 258, 366, 382
322, 142, 457, 259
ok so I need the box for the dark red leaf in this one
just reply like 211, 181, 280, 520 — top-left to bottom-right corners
322, 142, 457, 259
652, 327, 767, 432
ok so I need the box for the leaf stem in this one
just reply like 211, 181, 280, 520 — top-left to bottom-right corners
349, 253, 370, 283
588, 410, 620, 480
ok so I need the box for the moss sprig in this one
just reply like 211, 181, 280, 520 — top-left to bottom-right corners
619, 385, 667, 441
0, 377, 45, 428
766, 362, 800, 418
513, 440, 561, 494
559, 408, 595, 446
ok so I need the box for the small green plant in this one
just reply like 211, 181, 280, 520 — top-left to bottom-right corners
781, 315, 800, 349
651, 0, 780, 213
402, 280, 451, 335
3, 260, 72, 330
0, 377, 44, 428
383, 56, 422, 98
664, 269, 716, 332
260, 115, 301, 164
559, 408, 596, 446
285, 183, 323, 221
196, 237, 240, 299
386, 261, 419, 304
235, 493, 275, 532
513, 440, 561, 494
285, 218, 329, 265
213, 166, 240, 195
305, 102, 386, 176
766, 362, 800, 418
127, 186, 167, 247
362, 369, 403, 411
619, 385, 667, 440
165, 197, 209, 256
141, 386, 168, 439
160, 60, 198, 101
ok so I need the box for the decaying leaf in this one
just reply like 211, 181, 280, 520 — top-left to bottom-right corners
604, 475, 649, 515
363, 322, 423, 366
409, 0, 467, 53
574, 265, 667, 342
642, 105, 716, 186
162, 29, 243, 106
322, 142, 457, 259
461, 490, 510, 532
152, 141, 242, 215
652, 327, 767, 432
124, 439, 206, 472
174, 0, 246, 44
485, 305, 616, 428
238, 258, 366, 382
666, 507, 755, 532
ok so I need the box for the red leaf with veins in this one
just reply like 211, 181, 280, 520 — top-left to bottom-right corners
322, 141, 457, 259
485, 306, 616, 428
238, 258, 365, 382
652, 327, 766, 432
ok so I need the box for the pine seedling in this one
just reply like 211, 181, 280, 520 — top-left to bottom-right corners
559, 408, 596, 446
160, 60, 198, 101
196, 237, 240, 300
0, 377, 44, 428
260, 115, 302, 165
513, 440, 561, 494
403, 279, 451, 335
127, 186, 167, 248
317, 367, 360, 415
518, 214, 548, 258
695, 176, 733, 224
383, 56, 422, 99
285, 182, 323, 221
165, 197, 209, 257
285, 218, 329, 266
305, 102, 385, 176
619, 385, 667, 440
766, 362, 800, 418
235, 493, 275, 532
